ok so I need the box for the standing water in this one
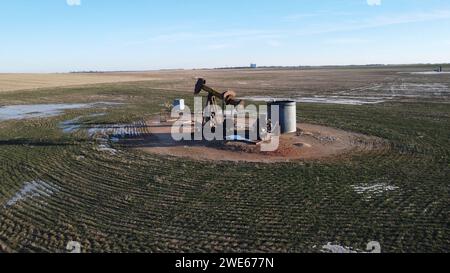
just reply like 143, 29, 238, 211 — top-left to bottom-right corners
0, 102, 119, 121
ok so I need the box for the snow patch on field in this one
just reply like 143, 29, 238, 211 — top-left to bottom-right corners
352, 183, 398, 200
94, 136, 118, 155
96, 144, 118, 154
322, 242, 381, 253
4, 180, 61, 208
322, 243, 359, 253
87, 124, 144, 138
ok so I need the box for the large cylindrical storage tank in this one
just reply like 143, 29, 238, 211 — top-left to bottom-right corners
268, 101, 297, 134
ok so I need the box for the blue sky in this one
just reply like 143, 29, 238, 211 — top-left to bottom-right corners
1, 0, 450, 72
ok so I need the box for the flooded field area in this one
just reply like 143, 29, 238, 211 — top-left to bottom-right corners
0, 102, 121, 121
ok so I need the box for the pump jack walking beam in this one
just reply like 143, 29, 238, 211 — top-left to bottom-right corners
194, 78, 244, 132
194, 78, 243, 107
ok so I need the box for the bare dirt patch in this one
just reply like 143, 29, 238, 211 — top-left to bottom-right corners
132, 116, 385, 163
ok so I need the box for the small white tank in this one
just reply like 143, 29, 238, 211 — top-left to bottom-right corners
173, 99, 185, 111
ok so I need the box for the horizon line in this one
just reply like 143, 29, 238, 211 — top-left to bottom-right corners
1, 62, 449, 74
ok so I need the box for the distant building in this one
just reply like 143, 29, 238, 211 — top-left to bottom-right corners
250, 63, 257, 69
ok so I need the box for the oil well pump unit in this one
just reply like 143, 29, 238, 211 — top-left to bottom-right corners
193, 78, 297, 142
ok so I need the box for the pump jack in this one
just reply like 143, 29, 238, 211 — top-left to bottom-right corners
194, 78, 243, 131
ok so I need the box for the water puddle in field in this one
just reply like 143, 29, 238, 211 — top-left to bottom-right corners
89, 123, 148, 155
60, 115, 147, 139
4, 180, 61, 208
60, 114, 147, 156
60, 117, 83, 133
59, 113, 106, 133
242, 96, 384, 105
389, 83, 449, 96
0, 102, 120, 122
408, 72, 450, 75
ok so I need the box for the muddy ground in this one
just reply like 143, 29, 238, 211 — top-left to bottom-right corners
134, 116, 386, 163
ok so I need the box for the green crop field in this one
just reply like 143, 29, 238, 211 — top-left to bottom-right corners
0, 68, 449, 253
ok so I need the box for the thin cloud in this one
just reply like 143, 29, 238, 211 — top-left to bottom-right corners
123, 9, 450, 48
283, 11, 352, 22
365, 9, 450, 28
267, 40, 282, 47
367, 0, 382, 6
325, 38, 371, 45
66, 0, 81, 6
283, 13, 319, 22
291, 9, 450, 35
205, 43, 238, 50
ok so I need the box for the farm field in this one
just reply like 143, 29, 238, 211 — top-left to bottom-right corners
0, 66, 449, 253
0, 72, 162, 93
